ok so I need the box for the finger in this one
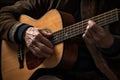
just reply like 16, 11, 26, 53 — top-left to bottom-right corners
36, 33, 53, 48
87, 24, 101, 42
83, 33, 94, 45
88, 20, 96, 28
33, 41, 54, 57
29, 44, 44, 58
29, 44, 52, 58
82, 27, 94, 45
39, 29, 52, 38
88, 20, 105, 40
88, 20, 105, 36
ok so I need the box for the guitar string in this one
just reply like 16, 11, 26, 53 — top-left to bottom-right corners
61, 8, 118, 34
69, 12, 116, 33
53, 17, 117, 44
52, 12, 115, 42
77, 8, 119, 33
56, 9, 118, 43
52, 9, 118, 44
53, 9, 117, 38
52, 12, 114, 41
52, 9, 119, 44
62, 8, 118, 34
52, 9, 120, 44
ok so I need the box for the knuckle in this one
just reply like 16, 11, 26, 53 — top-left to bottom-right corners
40, 44, 46, 50
49, 49, 54, 54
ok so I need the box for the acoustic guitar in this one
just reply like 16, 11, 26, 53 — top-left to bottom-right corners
1, 8, 120, 80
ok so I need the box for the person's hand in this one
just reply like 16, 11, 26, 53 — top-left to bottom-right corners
82, 20, 114, 48
24, 27, 54, 58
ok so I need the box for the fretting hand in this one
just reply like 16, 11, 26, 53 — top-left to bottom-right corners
82, 20, 114, 48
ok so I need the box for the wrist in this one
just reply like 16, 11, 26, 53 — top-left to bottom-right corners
14, 24, 32, 44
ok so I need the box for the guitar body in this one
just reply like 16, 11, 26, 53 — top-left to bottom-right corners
1, 9, 78, 80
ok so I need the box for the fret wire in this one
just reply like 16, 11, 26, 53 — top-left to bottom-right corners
52, 17, 116, 45
51, 9, 119, 44
75, 9, 118, 31
81, 10, 116, 26
85, 9, 116, 23
74, 8, 116, 27
94, 12, 116, 23
52, 15, 117, 44
76, 8, 117, 34
75, 16, 117, 34
70, 14, 114, 32
59, 17, 117, 43
72, 15, 116, 35
52, 16, 117, 44
96, 15, 116, 25
76, 9, 117, 29
62, 17, 116, 43
70, 9, 116, 28
74, 17, 117, 40
91, 9, 117, 20
97, 17, 118, 26
53, 10, 116, 41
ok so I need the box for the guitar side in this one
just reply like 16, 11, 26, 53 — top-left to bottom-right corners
1, 9, 78, 80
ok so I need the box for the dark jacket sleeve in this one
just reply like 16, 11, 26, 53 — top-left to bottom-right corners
0, 0, 80, 44
0, 0, 51, 43
99, 36, 120, 57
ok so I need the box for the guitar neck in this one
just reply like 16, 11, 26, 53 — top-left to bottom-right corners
51, 8, 120, 45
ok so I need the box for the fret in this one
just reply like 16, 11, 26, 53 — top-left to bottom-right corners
51, 8, 119, 45
95, 9, 119, 26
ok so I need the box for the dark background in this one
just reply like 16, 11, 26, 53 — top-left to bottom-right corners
0, 0, 18, 9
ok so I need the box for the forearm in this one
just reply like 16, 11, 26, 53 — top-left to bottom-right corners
0, 0, 49, 43
0, 1, 32, 42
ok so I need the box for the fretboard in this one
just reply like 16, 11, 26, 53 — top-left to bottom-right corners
51, 8, 120, 45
